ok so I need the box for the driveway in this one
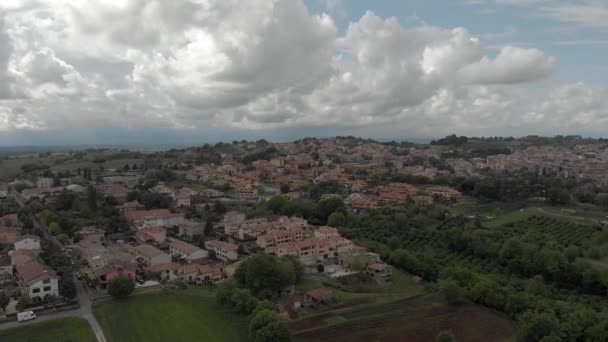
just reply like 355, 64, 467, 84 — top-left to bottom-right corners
0, 277, 107, 342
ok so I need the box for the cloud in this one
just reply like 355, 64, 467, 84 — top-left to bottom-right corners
0, 0, 604, 140
458, 46, 555, 84
544, 2, 608, 30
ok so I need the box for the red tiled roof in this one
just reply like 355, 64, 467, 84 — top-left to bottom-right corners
16, 260, 57, 286
306, 288, 333, 300
206, 240, 238, 252
124, 209, 180, 221
368, 262, 389, 271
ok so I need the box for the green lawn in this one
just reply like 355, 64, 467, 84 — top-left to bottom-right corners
0, 317, 96, 342
93, 288, 248, 342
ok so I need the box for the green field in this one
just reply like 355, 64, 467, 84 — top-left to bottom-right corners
93, 288, 248, 342
0, 317, 96, 342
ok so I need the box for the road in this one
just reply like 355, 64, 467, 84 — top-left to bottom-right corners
0, 277, 107, 342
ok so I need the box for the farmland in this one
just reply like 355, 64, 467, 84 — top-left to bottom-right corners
93, 288, 247, 342
291, 295, 515, 342
0, 317, 97, 342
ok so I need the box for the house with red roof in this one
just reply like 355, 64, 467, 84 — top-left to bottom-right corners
124, 209, 185, 229
136, 226, 167, 244
304, 288, 334, 307
205, 240, 239, 262
15, 259, 59, 301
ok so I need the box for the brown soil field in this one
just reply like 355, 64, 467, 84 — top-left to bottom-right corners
291, 295, 515, 342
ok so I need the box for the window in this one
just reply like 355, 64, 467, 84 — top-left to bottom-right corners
43, 286, 51, 292
32, 288, 40, 293
43, 278, 51, 284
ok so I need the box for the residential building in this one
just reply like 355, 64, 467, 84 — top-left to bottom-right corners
115, 200, 145, 212
205, 240, 239, 262
15, 260, 59, 301
178, 221, 204, 240
36, 177, 53, 188
256, 227, 304, 250
14, 235, 41, 254
95, 184, 128, 203
136, 226, 167, 244
77, 226, 105, 243
0, 226, 19, 245
366, 263, 392, 284
132, 244, 171, 266
412, 196, 434, 207
223, 210, 246, 226
170, 239, 208, 262
276, 238, 330, 265
74, 240, 136, 289
124, 209, 185, 229
171, 263, 224, 285
304, 288, 334, 307
313, 226, 340, 240
145, 263, 178, 281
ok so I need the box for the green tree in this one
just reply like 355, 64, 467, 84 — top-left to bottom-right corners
251, 317, 291, 342
16, 295, 29, 311
234, 254, 299, 297
517, 311, 561, 342
48, 222, 61, 235
327, 211, 346, 227
108, 276, 135, 299
438, 279, 465, 305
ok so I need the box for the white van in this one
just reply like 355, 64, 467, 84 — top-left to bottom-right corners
17, 311, 36, 322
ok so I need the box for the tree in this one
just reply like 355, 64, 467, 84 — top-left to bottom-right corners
108, 276, 135, 299
234, 254, 299, 297
0, 292, 9, 312
60, 275, 77, 300
327, 211, 346, 227
16, 294, 29, 311
87, 185, 98, 212
252, 320, 291, 342
48, 222, 61, 235
517, 311, 561, 342
438, 279, 465, 305
249, 309, 292, 342
216, 281, 237, 305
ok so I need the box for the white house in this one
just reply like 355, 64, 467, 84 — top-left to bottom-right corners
15, 260, 59, 301
14, 235, 41, 255
170, 239, 208, 262
205, 240, 239, 262
133, 244, 171, 267
36, 177, 53, 188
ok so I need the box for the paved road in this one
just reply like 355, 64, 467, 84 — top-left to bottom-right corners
0, 278, 107, 342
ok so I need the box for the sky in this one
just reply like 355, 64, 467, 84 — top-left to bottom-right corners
0, 0, 607, 146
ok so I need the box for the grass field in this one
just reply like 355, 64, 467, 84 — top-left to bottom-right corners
93, 288, 248, 342
449, 201, 602, 228
290, 295, 515, 342
0, 317, 96, 342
